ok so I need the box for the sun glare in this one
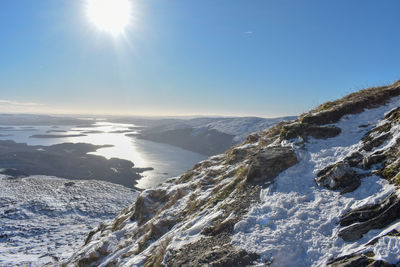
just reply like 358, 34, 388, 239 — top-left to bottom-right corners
86, 0, 132, 36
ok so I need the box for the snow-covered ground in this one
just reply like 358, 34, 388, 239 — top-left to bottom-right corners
0, 175, 138, 266
232, 96, 400, 266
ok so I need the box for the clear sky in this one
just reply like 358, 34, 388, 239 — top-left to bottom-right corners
1, 0, 400, 117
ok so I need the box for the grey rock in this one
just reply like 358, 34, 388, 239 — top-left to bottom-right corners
246, 146, 298, 185
338, 193, 400, 241
328, 254, 371, 267
280, 122, 342, 140
345, 152, 364, 167
362, 152, 386, 169
328, 254, 396, 267
316, 162, 360, 193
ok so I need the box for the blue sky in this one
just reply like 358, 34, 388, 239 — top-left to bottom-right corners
1, 0, 400, 117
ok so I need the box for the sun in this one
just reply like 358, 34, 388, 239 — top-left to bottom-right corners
86, 0, 132, 36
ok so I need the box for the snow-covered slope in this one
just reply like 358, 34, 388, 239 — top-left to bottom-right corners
66, 81, 400, 266
0, 175, 137, 266
232, 96, 400, 266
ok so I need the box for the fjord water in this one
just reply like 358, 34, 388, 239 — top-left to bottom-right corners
0, 121, 206, 189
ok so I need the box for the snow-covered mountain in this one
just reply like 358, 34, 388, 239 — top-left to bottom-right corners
135, 116, 296, 155
65, 80, 400, 266
0, 175, 137, 266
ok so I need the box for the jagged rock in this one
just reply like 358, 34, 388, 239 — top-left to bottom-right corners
362, 132, 391, 152
280, 122, 341, 140
166, 233, 259, 267
316, 162, 360, 193
328, 254, 371, 267
328, 254, 395, 267
246, 146, 298, 184
339, 193, 398, 226
338, 193, 400, 241
362, 152, 386, 169
369, 261, 397, 267
345, 152, 364, 167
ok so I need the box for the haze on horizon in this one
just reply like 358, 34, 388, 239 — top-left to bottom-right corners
1, 0, 400, 118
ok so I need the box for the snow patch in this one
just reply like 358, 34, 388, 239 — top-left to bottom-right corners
232, 96, 400, 266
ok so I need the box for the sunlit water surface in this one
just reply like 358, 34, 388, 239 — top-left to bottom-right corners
0, 122, 206, 189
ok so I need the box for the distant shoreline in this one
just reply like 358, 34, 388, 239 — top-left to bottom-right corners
0, 140, 152, 188
30, 134, 87, 138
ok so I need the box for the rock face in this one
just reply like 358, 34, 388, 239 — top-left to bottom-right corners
315, 162, 360, 194
338, 193, 400, 241
246, 146, 298, 185
280, 123, 342, 140
328, 254, 397, 267
165, 233, 259, 267
65, 80, 400, 267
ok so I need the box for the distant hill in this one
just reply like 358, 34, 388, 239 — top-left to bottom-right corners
0, 114, 94, 126
131, 116, 296, 155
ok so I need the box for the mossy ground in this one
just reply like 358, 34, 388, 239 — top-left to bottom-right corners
209, 166, 248, 206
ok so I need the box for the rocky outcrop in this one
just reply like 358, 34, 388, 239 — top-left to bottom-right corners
329, 228, 400, 267
328, 254, 396, 267
315, 162, 360, 193
280, 122, 342, 140
246, 146, 298, 185
338, 193, 400, 241
166, 233, 259, 267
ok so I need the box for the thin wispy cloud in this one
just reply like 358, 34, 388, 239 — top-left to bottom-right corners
245, 31, 253, 34
0, 99, 43, 106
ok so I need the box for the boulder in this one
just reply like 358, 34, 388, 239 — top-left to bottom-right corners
328, 254, 395, 267
316, 162, 360, 193
280, 122, 341, 140
246, 146, 298, 185
166, 233, 259, 267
